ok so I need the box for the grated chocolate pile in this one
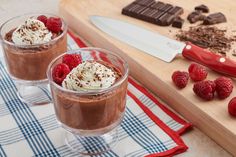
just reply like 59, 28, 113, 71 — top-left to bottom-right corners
176, 26, 236, 55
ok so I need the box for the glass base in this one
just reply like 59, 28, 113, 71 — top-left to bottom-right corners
63, 127, 119, 155
16, 82, 51, 106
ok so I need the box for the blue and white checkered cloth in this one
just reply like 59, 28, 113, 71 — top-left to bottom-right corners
0, 33, 191, 157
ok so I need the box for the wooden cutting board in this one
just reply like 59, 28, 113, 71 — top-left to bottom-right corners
59, 0, 236, 155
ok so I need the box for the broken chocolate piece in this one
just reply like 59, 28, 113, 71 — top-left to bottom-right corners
187, 11, 204, 23
195, 4, 209, 13
203, 12, 227, 25
172, 17, 184, 28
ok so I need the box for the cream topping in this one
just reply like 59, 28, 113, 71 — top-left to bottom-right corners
12, 18, 52, 45
62, 61, 117, 91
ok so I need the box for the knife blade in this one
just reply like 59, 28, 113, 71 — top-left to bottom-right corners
90, 15, 236, 77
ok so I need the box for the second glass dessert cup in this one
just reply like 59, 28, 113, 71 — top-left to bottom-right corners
47, 48, 129, 155
0, 13, 67, 105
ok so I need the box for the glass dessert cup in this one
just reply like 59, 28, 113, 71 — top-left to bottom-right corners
47, 48, 129, 155
0, 13, 67, 105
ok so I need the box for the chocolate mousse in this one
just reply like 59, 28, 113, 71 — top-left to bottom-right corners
1, 15, 67, 81
50, 58, 128, 134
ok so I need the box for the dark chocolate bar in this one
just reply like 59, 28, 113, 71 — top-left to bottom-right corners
122, 0, 184, 27
203, 12, 227, 25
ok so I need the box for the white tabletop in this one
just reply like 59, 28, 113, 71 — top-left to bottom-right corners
0, 0, 232, 156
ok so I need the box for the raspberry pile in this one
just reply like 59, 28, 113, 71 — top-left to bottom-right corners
52, 54, 82, 85
37, 15, 62, 33
171, 62, 235, 116
172, 63, 208, 89
171, 63, 234, 100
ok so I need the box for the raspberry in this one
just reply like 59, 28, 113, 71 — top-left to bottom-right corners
37, 15, 47, 25
172, 71, 189, 89
46, 17, 62, 33
62, 54, 82, 70
193, 80, 216, 100
214, 77, 233, 99
52, 63, 70, 85
228, 97, 236, 117
188, 63, 208, 82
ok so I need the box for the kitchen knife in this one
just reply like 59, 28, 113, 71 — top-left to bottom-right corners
90, 15, 236, 77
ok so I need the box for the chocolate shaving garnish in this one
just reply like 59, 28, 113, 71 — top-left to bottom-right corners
31, 25, 39, 31
77, 75, 83, 80
97, 76, 102, 81
176, 26, 236, 55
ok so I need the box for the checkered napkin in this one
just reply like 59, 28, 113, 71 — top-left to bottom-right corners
0, 33, 191, 157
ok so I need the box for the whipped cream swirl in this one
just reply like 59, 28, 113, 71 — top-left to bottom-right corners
12, 18, 52, 45
62, 61, 118, 91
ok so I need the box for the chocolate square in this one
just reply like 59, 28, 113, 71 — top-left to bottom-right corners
172, 17, 184, 28
156, 13, 175, 26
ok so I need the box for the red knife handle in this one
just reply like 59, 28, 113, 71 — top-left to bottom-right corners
182, 42, 236, 77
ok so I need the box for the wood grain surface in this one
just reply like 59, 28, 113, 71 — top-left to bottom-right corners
59, 0, 236, 156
